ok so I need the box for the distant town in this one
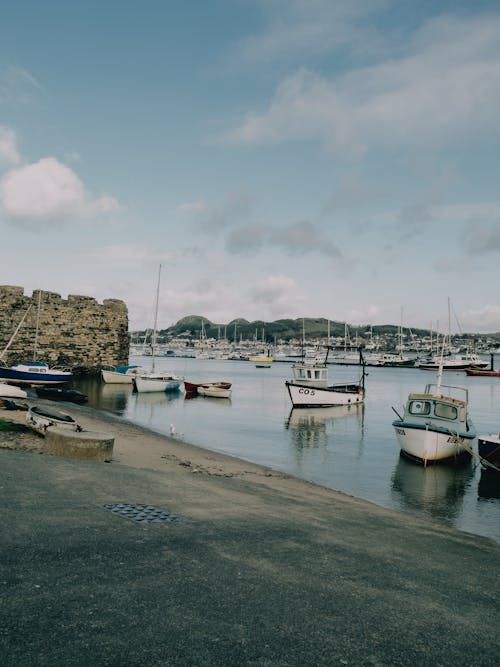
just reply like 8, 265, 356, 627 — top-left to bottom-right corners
130, 315, 500, 358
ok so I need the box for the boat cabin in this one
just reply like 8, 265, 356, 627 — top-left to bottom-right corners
291, 363, 328, 388
404, 383, 469, 430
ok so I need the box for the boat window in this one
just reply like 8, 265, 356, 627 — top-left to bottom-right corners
408, 400, 431, 415
434, 402, 458, 420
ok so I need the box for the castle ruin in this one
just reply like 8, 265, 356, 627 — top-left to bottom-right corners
0, 286, 129, 373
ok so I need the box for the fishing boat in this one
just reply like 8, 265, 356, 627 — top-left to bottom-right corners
197, 384, 232, 399
35, 386, 88, 404
417, 352, 488, 371
392, 356, 476, 465
26, 405, 81, 434
285, 347, 366, 408
101, 365, 143, 384
134, 266, 183, 394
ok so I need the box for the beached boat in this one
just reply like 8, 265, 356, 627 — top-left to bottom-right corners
35, 386, 88, 404
0, 382, 27, 399
0, 361, 73, 386
392, 357, 476, 464
285, 348, 365, 408
101, 365, 143, 384
26, 405, 81, 434
197, 384, 232, 399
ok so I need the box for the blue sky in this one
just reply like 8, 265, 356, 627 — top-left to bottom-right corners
1, 0, 500, 333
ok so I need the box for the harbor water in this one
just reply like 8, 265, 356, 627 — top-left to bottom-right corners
74, 356, 500, 544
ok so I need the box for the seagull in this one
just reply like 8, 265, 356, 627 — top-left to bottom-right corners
170, 423, 183, 437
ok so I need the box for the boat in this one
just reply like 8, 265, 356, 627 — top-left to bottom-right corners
285, 347, 366, 408
477, 434, 500, 469
101, 365, 143, 384
197, 384, 232, 399
417, 352, 488, 371
368, 352, 416, 367
392, 355, 476, 464
0, 382, 27, 399
0, 361, 73, 386
465, 368, 500, 377
134, 266, 183, 394
26, 405, 81, 434
184, 380, 232, 395
35, 386, 88, 404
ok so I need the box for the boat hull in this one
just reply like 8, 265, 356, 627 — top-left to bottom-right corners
478, 434, 500, 466
134, 375, 181, 393
393, 421, 474, 463
197, 385, 232, 399
286, 381, 364, 408
0, 364, 72, 386
0, 382, 27, 398
102, 370, 134, 384
26, 406, 80, 434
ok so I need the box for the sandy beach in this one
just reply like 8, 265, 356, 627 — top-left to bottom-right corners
1, 399, 499, 665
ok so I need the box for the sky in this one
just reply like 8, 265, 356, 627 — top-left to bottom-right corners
1, 0, 500, 334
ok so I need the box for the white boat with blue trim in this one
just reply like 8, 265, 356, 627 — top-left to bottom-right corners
0, 361, 73, 386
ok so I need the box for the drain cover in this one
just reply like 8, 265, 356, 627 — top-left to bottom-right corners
101, 503, 184, 524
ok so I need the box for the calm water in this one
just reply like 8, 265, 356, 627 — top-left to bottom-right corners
74, 356, 500, 544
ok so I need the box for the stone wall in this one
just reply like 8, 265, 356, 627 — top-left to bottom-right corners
0, 286, 129, 373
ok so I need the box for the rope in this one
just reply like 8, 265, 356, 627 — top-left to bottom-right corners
447, 429, 500, 473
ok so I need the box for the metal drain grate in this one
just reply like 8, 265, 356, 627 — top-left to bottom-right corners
101, 503, 184, 524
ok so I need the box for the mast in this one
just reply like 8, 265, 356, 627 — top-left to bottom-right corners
151, 264, 162, 373
0, 305, 33, 362
33, 290, 42, 362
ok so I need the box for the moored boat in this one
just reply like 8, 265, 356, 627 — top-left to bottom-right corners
35, 386, 88, 404
133, 374, 182, 393
392, 359, 476, 465
101, 365, 143, 384
417, 352, 488, 371
477, 434, 500, 469
184, 380, 232, 395
285, 348, 365, 408
0, 361, 73, 386
465, 368, 500, 377
197, 384, 232, 399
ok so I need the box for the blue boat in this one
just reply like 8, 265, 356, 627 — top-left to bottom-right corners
0, 361, 73, 386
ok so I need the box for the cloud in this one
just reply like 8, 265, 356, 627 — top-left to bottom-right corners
226, 223, 268, 254
0, 126, 21, 166
247, 274, 305, 319
225, 14, 500, 157
0, 64, 41, 105
459, 304, 500, 333
0, 157, 119, 225
176, 200, 209, 215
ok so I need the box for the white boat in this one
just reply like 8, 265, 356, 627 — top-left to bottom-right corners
101, 365, 143, 384
0, 382, 28, 398
197, 384, 232, 399
134, 266, 183, 394
26, 405, 81, 434
392, 357, 476, 464
285, 348, 365, 408
0, 361, 73, 386
417, 352, 488, 370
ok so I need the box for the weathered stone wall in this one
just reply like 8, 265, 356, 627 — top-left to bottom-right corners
0, 286, 129, 373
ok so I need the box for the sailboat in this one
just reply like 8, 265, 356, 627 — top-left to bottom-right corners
0, 292, 73, 386
392, 342, 476, 465
133, 266, 183, 394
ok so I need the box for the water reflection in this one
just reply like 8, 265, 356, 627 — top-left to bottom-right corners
285, 404, 363, 450
478, 469, 500, 500
391, 455, 475, 521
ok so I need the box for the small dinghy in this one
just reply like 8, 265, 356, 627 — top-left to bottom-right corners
26, 405, 81, 434
35, 387, 88, 404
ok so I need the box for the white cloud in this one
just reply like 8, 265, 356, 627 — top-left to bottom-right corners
0, 126, 20, 165
226, 14, 500, 157
0, 157, 118, 225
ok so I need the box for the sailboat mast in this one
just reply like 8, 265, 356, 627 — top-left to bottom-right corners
151, 264, 162, 372
33, 290, 42, 362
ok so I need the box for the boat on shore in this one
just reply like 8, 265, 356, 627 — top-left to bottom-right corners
0, 382, 27, 399
26, 405, 81, 434
285, 347, 366, 408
